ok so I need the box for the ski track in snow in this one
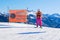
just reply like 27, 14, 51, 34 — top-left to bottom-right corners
0, 22, 60, 40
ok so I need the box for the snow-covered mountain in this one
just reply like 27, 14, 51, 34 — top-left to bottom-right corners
0, 12, 60, 28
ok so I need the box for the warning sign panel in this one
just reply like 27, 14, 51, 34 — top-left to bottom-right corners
9, 10, 27, 22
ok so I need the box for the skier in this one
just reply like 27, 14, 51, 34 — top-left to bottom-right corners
35, 9, 42, 28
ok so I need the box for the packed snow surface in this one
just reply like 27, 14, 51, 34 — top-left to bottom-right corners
0, 22, 60, 40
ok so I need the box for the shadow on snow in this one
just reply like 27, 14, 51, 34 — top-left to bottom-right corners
18, 31, 46, 34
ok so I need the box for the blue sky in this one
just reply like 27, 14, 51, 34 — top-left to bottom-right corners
0, 0, 60, 14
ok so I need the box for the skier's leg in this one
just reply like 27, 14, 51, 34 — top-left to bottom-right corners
39, 19, 42, 28
36, 22, 38, 27
36, 19, 39, 27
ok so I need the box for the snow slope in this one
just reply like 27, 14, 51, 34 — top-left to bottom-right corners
0, 22, 60, 40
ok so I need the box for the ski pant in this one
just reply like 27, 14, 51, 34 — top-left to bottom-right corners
36, 18, 42, 27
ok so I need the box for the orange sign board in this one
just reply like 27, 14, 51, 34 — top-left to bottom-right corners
9, 10, 27, 22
